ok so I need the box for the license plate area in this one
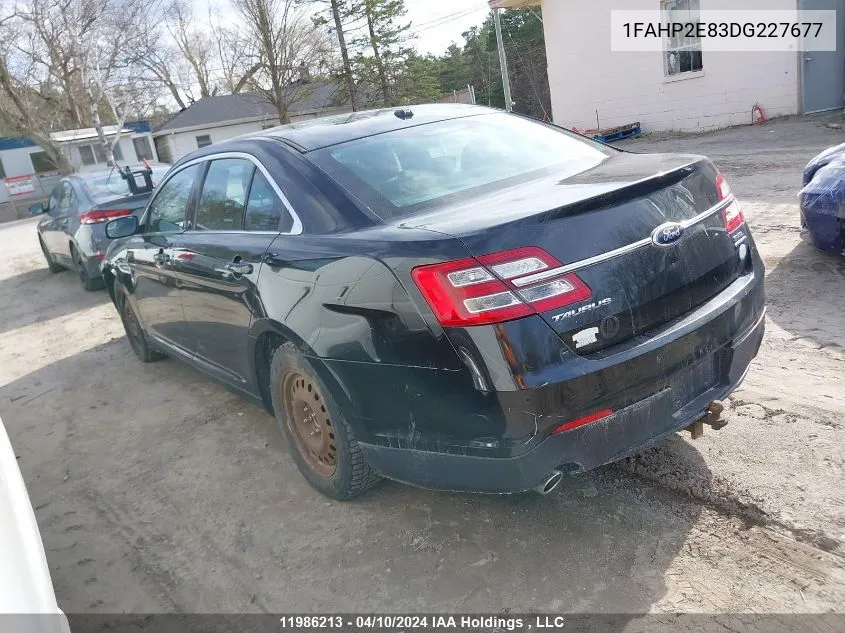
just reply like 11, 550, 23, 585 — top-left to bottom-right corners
668, 357, 718, 410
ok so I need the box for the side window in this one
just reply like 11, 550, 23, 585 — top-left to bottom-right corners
64, 185, 77, 213
147, 165, 200, 233
56, 183, 74, 215
195, 159, 253, 231
47, 184, 63, 216
244, 171, 292, 233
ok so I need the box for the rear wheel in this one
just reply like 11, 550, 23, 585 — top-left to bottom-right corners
118, 289, 165, 363
270, 343, 379, 500
72, 246, 104, 291
39, 237, 62, 273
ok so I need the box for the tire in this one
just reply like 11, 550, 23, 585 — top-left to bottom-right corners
72, 246, 104, 291
117, 288, 166, 363
39, 237, 62, 273
270, 342, 380, 500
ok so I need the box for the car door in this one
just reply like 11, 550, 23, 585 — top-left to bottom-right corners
39, 184, 66, 260
128, 163, 203, 356
42, 182, 75, 262
175, 156, 294, 391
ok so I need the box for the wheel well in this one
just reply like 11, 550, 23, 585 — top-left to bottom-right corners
255, 331, 287, 414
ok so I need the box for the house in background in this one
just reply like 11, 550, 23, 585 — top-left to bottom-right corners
0, 120, 158, 205
490, 0, 845, 132
51, 121, 157, 173
153, 82, 352, 163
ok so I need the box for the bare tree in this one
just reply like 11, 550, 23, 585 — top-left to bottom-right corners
231, 0, 331, 124
0, 5, 77, 171
208, 10, 263, 96
5, 0, 166, 169
0, 15, 73, 172
168, 0, 214, 100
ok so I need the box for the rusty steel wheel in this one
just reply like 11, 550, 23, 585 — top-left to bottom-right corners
282, 372, 337, 478
270, 342, 379, 499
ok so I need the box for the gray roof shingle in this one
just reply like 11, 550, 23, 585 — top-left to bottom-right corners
154, 82, 345, 134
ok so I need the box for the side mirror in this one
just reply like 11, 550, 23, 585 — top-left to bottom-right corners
28, 202, 46, 215
106, 215, 139, 239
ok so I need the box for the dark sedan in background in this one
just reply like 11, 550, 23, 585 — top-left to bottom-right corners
101, 105, 765, 500
35, 164, 170, 290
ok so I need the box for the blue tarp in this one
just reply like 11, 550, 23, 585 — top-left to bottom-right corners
800, 143, 845, 254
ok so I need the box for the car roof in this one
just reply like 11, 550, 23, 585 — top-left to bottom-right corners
256, 103, 496, 152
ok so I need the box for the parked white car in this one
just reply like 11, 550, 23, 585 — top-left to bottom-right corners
0, 416, 68, 631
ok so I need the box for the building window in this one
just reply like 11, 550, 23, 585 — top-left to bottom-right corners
663, 0, 703, 76
196, 135, 212, 149
79, 142, 123, 166
79, 145, 96, 166
30, 151, 57, 173
133, 136, 154, 161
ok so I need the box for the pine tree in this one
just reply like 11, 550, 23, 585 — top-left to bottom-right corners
347, 0, 410, 107
303, 0, 358, 110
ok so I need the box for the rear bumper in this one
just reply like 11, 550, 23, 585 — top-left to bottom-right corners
74, 225, 110, 279
358, 309, 765, 493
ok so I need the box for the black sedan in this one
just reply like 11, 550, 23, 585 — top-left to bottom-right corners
101, 105, 765, 499
35, 165, 169, 290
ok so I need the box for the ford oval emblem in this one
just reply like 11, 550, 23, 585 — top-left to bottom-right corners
651, 222, 685, 247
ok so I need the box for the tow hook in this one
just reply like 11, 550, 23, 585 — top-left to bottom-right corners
686, 400, 727, 440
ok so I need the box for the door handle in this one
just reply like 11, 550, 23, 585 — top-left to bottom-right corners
224, 261, 253, 276
804, 54, 813, 62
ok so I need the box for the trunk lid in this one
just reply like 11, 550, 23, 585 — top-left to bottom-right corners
404, 152, 745, 354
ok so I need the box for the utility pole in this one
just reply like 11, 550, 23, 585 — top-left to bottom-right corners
493, 8, 513, 113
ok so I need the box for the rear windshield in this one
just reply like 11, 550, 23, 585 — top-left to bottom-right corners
81, 166, 171, 204
308, 113, 613, 220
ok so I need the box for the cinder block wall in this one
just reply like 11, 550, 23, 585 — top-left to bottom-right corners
542, 0, 800, 132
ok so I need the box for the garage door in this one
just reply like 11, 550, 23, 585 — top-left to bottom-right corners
800, 0, 845, 113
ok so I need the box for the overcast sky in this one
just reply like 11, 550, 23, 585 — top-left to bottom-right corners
405, 0, 491, 54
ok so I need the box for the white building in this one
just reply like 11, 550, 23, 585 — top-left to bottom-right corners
0, 121, 158, 205
491, 0, 845, 133
50, 123, 157, 173
153, 83, 353, 163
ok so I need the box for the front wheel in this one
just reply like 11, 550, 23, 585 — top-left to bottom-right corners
270, 343, 380, 500
118, 289, 165, 363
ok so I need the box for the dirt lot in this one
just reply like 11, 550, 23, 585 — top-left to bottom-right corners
1, 113, 844, 616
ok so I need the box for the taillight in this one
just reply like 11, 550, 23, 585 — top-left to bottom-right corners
722, 200, 745, 233
80, 209, 133, 225
715, 172, 745, 233
714, 173, 732, 201
411, 247, 592, 327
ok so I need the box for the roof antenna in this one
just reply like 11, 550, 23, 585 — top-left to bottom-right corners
394, 109, 413, 120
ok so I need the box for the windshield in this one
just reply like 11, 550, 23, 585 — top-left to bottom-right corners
309, 113, 614, 220
81, 166, 171, 204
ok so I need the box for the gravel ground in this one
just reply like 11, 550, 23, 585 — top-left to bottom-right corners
0, 113, 843, 616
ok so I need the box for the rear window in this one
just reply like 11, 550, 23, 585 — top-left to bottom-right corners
309, 113, 613, 220
81, 166, 171, 204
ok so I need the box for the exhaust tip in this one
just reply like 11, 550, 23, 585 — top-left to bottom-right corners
535, 470, 564, 495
